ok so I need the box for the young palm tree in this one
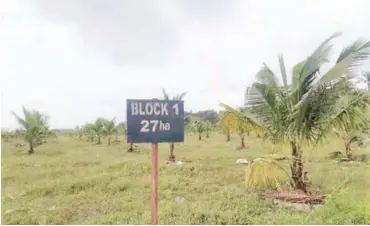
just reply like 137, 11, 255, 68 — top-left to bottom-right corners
117, 122, 127, 141
74, 126, 84, 140
81, 123, 95, 143
189, 117, 206, 140
12, 106, 51, 154
102, 118, 118, 146
332, 94, 370, 159
222, 32, 370, 192
162, 88, 187, 162
219, 107, 255, 148
92, 118, 104, 144
217, 111, 231, 142
204, 120, 213, 138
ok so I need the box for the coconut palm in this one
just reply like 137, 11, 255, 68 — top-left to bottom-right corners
75, 126, 84, 140
91, 118, 104, 144
332, 94, 370, 159
102, 118, 118, 146
217, 111, 231, 142
189, 118, 206, 141
222, 33, 370, 192
161, 88, 186, 162
219, 107, 255, 148
117, 122, 127, 141
81, 123, 95, 143
12, 106, 51, 154
204, 120, 213, 138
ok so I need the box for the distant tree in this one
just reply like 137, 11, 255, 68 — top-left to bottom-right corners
92, 118, 104, 144
204, 120, 213, 138
75, 126, 83, 140
189, 117, 206, 141
185, 109, 219, 124
117, 122, 127, 141
220, 107, 255, 148
162, 88, 187, 162
102, 118, 118, 146
82, 123, 95, 143
332, 93, 370, 159
12, 106, 51, 154
217, 111, 231, 142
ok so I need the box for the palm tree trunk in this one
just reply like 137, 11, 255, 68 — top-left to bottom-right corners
128, 143, 134, 152
169, 143, 175, 162
28, 141, 34, 154
206, 132, 209, 138
198, 133, 202, 140
226, 129, 230, 142
345, 141, 352, 159
241, 135, 245, 148
97, 135, 101, 144
108, 137, 111, 146
290, 141, 306, 192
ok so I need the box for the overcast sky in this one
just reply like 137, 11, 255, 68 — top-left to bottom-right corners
1, 0, 370, 129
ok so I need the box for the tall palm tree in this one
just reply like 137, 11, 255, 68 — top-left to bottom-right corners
12, 106, 51, 154
161, 88, 186, 162
102, 118, 118, 146
222, 32, 370, 192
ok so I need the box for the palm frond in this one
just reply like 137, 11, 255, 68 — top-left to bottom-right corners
317, 39, 370, 86
162, 88, 169, 100
219, 103, 262, 130
174, 92, 187, 100
245, 157, 292, 190
316, 92, 370, 143
278, 54, 288, 88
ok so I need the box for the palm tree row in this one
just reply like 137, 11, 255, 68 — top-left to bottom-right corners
76, 118, 125, 146
222, 32, 370, 192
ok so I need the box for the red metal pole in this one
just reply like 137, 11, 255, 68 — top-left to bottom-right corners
151, 143, 158, 225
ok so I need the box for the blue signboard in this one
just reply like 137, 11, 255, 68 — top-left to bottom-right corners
126, 99, 185, 143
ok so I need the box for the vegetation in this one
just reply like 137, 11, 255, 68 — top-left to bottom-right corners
222, 32, 370, 192
161, 88, 187, 162
11, 106, 53, 154
188, 117, 207, 140
203, 120, 213, 138
102, 119, 118, 146
2, 33, 370, 224
2, 132, 370, 224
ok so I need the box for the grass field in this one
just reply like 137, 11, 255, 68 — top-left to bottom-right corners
1, 133, 370, 224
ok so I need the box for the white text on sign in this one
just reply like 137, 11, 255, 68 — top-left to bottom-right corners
140, 120, 170, 132
131, 102, 179, 116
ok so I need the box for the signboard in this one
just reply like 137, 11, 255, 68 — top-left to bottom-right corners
126, 99, 184, 143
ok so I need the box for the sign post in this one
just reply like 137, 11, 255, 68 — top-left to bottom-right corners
126, 99, 184, 225
151, 143, 158, 225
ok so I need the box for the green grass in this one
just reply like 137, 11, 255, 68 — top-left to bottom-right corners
2, 133, 370, 224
